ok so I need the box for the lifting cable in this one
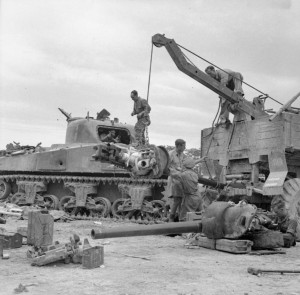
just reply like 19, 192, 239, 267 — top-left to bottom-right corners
177, 43, 283, 106
146, 43, 154, 102
145, 43, 154, 145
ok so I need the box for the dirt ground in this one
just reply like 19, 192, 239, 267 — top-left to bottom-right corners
1, 217, 300, 295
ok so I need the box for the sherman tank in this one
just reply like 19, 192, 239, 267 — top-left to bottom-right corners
0, 108, 168, 219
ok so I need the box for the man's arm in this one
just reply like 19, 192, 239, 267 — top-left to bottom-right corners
169, 168, 182, 180
194, 156, 207, 165
139, 99, 151, 117
131, 108, 137, 116
218, 71, 229, 85
286, 218, 298, 237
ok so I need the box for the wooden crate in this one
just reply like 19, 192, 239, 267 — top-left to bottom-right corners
189, 235, 216, 250
82, 246, 104, 269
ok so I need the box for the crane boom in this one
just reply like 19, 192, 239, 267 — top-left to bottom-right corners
152, 33, 267, 119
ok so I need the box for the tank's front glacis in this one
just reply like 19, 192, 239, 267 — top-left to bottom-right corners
92, 143, 170, 178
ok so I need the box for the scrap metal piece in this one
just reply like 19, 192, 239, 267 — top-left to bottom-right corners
2, 250, 10, 259
248, 267, 300, 276
0, 232, 23, 249
30, 234, 102, 268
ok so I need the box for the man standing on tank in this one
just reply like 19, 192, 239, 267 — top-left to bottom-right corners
130, 90, 151, 146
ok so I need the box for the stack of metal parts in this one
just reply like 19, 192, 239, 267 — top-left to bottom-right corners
26, 209, 103, 268
28, 234, 104, 269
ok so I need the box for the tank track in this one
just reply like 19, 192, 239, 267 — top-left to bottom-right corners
0, 174, 168, 222
0, 174, 167, 186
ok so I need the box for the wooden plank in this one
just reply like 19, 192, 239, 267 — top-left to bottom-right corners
215, 239, 252, 254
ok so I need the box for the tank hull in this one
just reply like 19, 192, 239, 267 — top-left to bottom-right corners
0, 117, 167, 220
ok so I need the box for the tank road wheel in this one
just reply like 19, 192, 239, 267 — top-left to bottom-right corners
150, 200, 166, 220
0, 180, 11, 200
271, 178, 300, 240
43, 194, 59, 210
11, 192, 25, 205
91, 197, 111, 218
111, 198, 131, 219
59, 196, 76, 214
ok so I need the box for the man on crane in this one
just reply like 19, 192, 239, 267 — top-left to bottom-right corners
130, 90, 151, 146
205, 66, 244, 125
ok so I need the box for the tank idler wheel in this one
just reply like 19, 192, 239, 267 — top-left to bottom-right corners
59, 195, 76, 214
0, 180, 11, 200
10, 192, 26, 205
91, 197, 112, 218
43, 194, 59, 210
111, 198, 131, 219
150, 200, 166, 220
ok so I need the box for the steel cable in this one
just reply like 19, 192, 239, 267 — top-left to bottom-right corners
177, 43, 283, 106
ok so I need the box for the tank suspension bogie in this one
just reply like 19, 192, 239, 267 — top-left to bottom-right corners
61, 182, 112, 217
9, 180, 59, 209
114, 183, 167, 221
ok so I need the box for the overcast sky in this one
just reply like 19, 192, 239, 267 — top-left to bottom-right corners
1, 0, 299, 149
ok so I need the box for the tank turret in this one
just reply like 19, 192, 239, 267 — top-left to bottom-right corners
91, 201, 257, 240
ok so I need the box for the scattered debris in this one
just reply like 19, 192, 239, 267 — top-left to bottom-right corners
49, 210, 74, 222
14, 284, 28, 294
111, 251, 151, 261
29, 234, 104, 269
14, 283, 38, 294
247, 267, 300, 276
248, 249, 286, 255
0, 203, 23, 218
0, 232, 23, 249
2, 249, 10, 259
